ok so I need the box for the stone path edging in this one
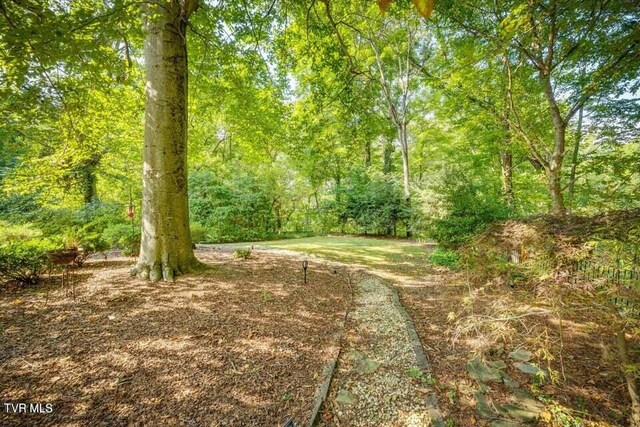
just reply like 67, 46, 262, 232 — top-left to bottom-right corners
387, 282, 445, 427
307, 272, 354, 427
205, 246, 444, 426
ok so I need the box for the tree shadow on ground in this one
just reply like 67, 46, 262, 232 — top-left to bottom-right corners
0, 251, 349, 426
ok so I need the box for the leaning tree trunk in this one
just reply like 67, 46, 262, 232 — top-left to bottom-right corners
500, 114, 514, 209
500, 149, 514, 208
134, 0, 199, 281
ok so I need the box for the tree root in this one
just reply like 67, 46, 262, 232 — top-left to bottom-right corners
130, 259, 200, 282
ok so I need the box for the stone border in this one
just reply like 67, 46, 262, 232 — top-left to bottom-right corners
212, 247, 445, 427
307, 271, 353, 427
388, 282, 445, 427
307, 357, 337, 427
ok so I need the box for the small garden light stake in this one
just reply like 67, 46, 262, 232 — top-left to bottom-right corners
302, 259, 308, 284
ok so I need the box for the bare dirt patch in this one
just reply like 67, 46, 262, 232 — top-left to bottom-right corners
0, 250, 349, 426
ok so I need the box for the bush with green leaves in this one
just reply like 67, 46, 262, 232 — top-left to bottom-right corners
428, 247, 461, 269
0, 220, 42, 242
336, 168, 411, 236
427, 172, 511, 248
0, 239, 55, 286
70, 229, 109, 266
102, 224, 140, 256
190, 221, 208, 243
189, 170, 279, 242
233, 247, 252, 259
0, 198, 126, 238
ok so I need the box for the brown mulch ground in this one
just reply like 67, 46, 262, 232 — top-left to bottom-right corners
0, 250, 349, 426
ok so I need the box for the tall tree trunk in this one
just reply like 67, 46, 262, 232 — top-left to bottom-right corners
500, 149, 514, 209
364, 139, 372, 167
547, 164, 565, 215
500, 112, 514, 209
541, 73, 567, 215
383, 140, 394, 174
82, 163, 98, 204
501, 64, 514, 209
134, 0, 199, 281
398, 122, 411, 238
78, 150, 100, 204
567, 106, 583, 213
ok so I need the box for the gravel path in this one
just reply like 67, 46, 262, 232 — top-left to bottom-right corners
320, 275, 443, 426
201, 245, 444, 426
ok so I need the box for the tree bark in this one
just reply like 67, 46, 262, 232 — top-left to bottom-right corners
500, 112, 514, 209
398, 121, 411, 238
81, 161, 98, 204
501, 59, 515, 209
540, 72, 567, 215
134, 0, 199, 281
364, 139, 372, 167
567, 106, 583, 212
500, 149, 514, 209
383, 140, 394, 174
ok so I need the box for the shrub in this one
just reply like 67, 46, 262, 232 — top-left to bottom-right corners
233, 247, 252, 259
0, 221, 42, 242
428, 247, 461, 269
336, 168, 411, 236
44, 226, 109, 266
0, 199, 125, 239
190, 222, 208, 243
427, 172, 511, 248
189, 170, 279, 242
74, 231, 109, 266
0, 240, 55, 286
102, 224, 140, 256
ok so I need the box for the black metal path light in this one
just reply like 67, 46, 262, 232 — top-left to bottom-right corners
302, 259, 308, 284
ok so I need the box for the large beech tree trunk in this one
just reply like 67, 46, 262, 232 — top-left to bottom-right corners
134, 0, 198, 281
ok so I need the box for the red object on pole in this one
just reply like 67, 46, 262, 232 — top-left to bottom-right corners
127, 205, 135, 218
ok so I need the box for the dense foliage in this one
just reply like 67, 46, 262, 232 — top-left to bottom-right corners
0, 240, 53, 286
0, 0, 637, 249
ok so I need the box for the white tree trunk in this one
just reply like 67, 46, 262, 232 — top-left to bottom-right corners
134, 0, 198, 281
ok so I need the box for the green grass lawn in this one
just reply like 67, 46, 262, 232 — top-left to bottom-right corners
230, 236, 434, 277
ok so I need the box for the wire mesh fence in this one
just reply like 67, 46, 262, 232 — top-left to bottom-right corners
570, 260, 640, 316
